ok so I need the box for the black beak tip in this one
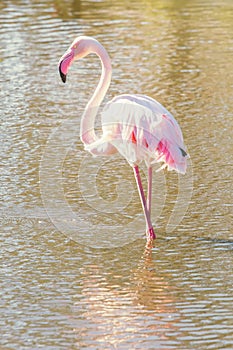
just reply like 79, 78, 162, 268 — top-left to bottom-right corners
59, 63, 67, 83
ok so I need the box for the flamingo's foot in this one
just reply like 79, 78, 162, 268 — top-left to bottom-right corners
147, 227, 156, 241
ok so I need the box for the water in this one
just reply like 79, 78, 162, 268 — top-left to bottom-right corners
1, 0, 233, 348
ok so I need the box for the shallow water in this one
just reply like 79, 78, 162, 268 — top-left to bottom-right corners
1, 0, 233, 349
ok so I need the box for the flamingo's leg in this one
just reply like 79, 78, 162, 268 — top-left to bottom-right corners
147, 166, 152, 218
133, 166, 156, 240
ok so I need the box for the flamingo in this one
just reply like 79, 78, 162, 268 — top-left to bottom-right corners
58, 36, 188, 243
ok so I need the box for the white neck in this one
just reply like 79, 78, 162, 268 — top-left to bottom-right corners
80, 40, 112, 145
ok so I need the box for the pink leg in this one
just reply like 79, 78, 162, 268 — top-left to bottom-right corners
147, 166, 152, 218
133, 166, 156, 240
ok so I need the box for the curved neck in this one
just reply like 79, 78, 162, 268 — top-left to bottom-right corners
80, 41, 112, 145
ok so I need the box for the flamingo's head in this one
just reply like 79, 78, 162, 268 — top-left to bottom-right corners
58, 36, 95, 83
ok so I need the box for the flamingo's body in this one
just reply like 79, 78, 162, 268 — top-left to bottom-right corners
59, 36, 188, 242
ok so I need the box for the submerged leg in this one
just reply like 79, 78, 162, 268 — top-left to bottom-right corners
133, 166, 156, 241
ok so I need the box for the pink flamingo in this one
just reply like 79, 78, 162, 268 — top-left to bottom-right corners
59, 36, 188, 242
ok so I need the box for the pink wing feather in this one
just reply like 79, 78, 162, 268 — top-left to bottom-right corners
100, 94, 188, 174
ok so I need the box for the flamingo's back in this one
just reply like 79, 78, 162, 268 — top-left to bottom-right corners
99, 94, 188, 174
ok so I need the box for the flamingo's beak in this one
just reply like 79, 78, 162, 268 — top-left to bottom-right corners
58, 48, 75, 83
59, 62, 66, 83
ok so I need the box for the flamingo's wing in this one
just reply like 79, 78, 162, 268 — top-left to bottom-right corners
101, 94, 161, 165
101, 94, 188, 174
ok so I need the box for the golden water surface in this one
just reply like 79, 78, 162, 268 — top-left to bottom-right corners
1, 0, 233, 349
